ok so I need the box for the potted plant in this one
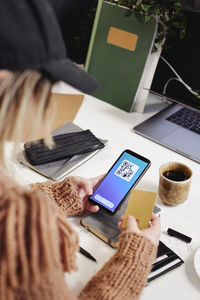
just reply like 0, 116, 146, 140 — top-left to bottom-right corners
85, 0, 186, 112
112, 0, 186, 51
115, 0, 186, 111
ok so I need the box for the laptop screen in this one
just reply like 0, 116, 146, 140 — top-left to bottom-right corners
150, 83, 200, 112
150, 9, 200, 114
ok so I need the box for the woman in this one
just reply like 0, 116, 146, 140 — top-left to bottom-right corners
0, 1, 161, 299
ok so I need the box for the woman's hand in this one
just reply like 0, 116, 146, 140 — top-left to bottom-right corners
118, 213, 161, 246
70, 175, 104, 213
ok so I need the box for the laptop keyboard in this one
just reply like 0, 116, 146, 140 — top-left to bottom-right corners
166, 107, 200, 135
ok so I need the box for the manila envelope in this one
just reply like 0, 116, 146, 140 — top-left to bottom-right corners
50, 93, 84, 131
30, 93, 84, 140
122, 189, 157, 229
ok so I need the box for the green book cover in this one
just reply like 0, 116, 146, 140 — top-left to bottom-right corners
85, 1, 157, 112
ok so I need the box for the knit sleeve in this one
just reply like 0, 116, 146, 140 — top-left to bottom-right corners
0, 180, 79, 300
78, 232, 157, 300
30, 177, 84, 217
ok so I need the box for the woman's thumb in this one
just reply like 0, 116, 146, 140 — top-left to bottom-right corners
126, 215, 138, 231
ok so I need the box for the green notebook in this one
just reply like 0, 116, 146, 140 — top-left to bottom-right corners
85, 1, 157, 112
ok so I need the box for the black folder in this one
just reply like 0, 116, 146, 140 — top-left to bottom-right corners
148, 240, 184, 282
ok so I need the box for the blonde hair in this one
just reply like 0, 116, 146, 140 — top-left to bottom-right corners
0, 183, 78, 299
0, 71, 54, 168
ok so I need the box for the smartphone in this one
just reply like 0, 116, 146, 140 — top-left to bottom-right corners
88, 149, 151, 214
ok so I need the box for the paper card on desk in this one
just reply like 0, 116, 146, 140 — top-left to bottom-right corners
49, 93, 84, 132
122, 189, 156, 229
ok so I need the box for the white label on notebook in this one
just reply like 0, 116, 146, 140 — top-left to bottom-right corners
148, 258, 182, 279
152, 254, 168, 264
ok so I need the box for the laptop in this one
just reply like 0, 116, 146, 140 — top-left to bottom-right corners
133, 91, 200, 163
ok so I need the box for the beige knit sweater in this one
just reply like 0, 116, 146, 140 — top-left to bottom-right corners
0, 174, 157, 300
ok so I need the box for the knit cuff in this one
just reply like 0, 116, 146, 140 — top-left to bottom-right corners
52, 177, 84, 216
30, 177, 84, 217
117, 231, 157, 260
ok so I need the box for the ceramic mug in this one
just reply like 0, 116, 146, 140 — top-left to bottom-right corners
158, 161, 193, 205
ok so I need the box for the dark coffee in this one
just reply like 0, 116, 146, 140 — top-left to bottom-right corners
163, 170, 188, 182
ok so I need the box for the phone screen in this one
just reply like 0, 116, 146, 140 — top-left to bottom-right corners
89, 150, 150, 213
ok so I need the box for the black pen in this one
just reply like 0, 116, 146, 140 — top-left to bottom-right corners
79, 246, 97, 262
167, 228, 192, 243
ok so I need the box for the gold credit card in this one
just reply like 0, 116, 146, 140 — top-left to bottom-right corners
122, 189, 157, 229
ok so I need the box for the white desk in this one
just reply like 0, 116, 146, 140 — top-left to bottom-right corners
12, 83, 200, 299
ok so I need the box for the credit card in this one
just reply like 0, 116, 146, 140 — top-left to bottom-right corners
122, 189, 157, 229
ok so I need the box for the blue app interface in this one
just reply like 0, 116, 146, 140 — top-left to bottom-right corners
90, 152, 148, 212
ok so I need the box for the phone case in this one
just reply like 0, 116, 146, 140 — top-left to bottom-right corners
17, 122, 108, 181
24, 129, 105, 165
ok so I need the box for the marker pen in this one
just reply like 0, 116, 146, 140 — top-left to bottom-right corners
167, 228, 192, 243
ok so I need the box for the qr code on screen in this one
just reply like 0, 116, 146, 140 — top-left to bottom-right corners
115, 160, 139, 181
